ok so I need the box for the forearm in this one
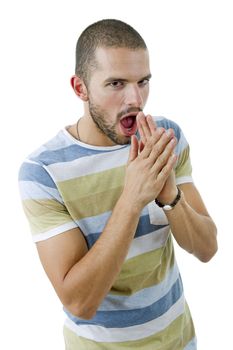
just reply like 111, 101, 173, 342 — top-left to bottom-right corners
165, 191, 217, 262
63, 192, 141, 319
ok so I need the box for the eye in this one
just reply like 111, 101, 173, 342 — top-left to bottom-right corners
138, 79, 150, 87
108, 81, 124, 89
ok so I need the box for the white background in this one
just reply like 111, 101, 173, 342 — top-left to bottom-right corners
0, 0, 232, 349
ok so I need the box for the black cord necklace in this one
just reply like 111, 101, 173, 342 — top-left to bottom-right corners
76, 118, 81, 141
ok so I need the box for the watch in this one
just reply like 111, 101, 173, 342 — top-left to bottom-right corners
155, 187, 181, 211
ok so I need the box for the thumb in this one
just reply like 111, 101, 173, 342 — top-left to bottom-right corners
127, 135, 139, 165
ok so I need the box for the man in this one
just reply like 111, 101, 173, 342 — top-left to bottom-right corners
18, 19, 217, 349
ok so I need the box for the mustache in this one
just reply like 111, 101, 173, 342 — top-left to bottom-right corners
117, 107, 142, 120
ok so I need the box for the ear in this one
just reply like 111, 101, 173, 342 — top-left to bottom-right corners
70, 75, 89, 101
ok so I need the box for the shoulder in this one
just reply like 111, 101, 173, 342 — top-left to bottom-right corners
25, 129, 79, 166
153, 116, 182, 140
18, 130, 69, 185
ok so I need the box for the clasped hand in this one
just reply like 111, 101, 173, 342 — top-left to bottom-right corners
124, 112, 178, 209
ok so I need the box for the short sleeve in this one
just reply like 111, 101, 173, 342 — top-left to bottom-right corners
18, 161, 77, 242
174, 126, 193, 185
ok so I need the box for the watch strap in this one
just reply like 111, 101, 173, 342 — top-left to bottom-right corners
155, 187, 181, 211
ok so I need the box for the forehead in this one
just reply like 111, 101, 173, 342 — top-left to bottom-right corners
93, 47, 150, 81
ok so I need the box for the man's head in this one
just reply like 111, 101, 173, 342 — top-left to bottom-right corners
71, 19, 151, 146
75, 19, 147, 86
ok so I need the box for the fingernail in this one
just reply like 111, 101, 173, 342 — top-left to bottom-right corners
170, 138, 176, 144
172, 153, 177, 160
137, 112, 144, 120
158, 127, 164, 135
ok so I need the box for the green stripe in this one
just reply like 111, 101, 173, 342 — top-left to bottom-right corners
175, 146, 192, 179
57, 166, 125, 219
63, 302, 195, 350
110, 235, 174, 296
64, 187, 123, 220
58, 166, 125, 199
22, 199, 72, 234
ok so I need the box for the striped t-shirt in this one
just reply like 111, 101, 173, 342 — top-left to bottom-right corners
18, 117, 197, 349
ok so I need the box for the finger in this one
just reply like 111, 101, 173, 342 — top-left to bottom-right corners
138, 127, 168, 159
127, 135, 139, 164
148, 130, 176, 163
137, 113, 152, 141
146, 115, 157, 134
136, 112, 146, 145
156, 153, 178, 182
139, 140, 145, 153
151, 137, 177, 175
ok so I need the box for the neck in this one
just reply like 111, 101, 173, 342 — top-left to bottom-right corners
74, 116, 116, 147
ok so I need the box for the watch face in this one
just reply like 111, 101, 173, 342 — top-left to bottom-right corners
163, 205, 173, 211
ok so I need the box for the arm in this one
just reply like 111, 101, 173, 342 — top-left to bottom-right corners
37, 195, 141, 320
36, 128, 177, 320
137, 113, 217, 262
165, 182, 217, 262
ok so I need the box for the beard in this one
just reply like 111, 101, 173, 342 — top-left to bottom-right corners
88, 99, 141, 145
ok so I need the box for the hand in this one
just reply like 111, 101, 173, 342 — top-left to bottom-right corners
123, 112, 178, 210
136, 113, 178, 204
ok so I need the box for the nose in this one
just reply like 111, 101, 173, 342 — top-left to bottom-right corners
124, 84, 143, 107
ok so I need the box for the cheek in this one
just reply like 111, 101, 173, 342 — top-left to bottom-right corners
142, 87, 149, 106
104, 94, 123, 112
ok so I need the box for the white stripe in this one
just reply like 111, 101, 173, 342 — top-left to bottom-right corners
153, 116, 165, 122
63, 128, 126, 151
176, 176, 193, 185
19, 181, 63, 202
32, 221, 78, 242
99, 262, 180, 311
147, 200, 169, 225
64, 294, 185, 343
27, 130, 75, 159
126, 226, 170, 260
184, 337, 197, 349
24, 158, 39, 165
47, 146, 129, 182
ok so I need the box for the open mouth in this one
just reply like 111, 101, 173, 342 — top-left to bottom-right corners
119, 114, 138, 136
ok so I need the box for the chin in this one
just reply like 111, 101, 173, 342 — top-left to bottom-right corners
115, 136, 131, 145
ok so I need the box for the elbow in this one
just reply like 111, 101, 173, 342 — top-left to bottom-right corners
198, 237, 218, 263
75, 307, 97, 321
61, 282, 98, 320
64, 301, 97, 320
198, 250, 216, 263
197, 222, 218, 263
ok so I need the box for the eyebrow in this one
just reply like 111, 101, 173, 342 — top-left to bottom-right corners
104, 73, 152, 83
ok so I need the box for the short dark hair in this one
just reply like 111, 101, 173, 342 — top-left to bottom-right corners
75, 19, 147, 84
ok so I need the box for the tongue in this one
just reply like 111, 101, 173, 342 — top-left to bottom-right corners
120, 116, 135, 128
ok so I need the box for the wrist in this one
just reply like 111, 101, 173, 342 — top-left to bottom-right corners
156, 185, 178, 204
155, 187, 181, 211
120, 190, 143, 215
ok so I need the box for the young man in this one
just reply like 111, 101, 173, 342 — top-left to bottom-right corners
19, 19, 217, 349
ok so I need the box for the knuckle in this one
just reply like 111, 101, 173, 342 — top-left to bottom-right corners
154, 142, 163, 154
143, 140, 151, 151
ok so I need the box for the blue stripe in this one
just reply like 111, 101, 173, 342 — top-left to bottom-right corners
25, 118, 181, 167
18, 163, 56, 188
30, 144, 128, 166
85, 213, 168, 248
77, 205, 149, 236
64, 275, 183, 328
98, 262, 179, 311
